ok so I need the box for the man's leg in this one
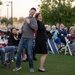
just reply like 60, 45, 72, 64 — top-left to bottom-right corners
16, 38, 24, 68
33, 44, 37, 60
27, 39, 34, 72
13, 38, 25, 71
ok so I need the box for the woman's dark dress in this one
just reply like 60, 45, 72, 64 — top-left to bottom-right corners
35, 20, 47, 54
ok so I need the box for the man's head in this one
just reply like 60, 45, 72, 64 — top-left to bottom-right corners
29, 7, 36, 17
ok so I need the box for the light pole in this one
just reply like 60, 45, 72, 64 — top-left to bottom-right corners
6, 4, 9, 26
6, 4, 9, 20
5, 1, 13, 26
10, 1, 13, 26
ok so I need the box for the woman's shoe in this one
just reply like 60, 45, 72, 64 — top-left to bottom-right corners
33, 57, 37, 61
38, 69, 48, 72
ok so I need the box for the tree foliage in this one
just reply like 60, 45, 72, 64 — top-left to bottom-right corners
13, 17, 18, 22
18, 17, 24, 23
1, 17, 11, 26
0, 0, 2, 5
40, 0, 75, 26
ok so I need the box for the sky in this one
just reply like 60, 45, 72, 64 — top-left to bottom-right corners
0, 0, 75, 18
0, 0, 41, 18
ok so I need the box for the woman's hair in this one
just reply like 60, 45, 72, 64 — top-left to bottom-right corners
11, 27, 16, 33
35, 13, 41, 19
69, 26, 75, 31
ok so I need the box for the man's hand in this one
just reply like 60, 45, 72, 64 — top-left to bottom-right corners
26, 19, 30, 24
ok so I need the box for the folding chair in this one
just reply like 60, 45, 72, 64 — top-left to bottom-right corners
64, 37, 72, 56
47, 39, 59, 54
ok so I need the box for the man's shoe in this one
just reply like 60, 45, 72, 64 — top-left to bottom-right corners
3, 62, 11, 68
13, 67, 22, 72
3, 63, 8, 68
29, 68, 34, 73
38, 69, 48, 72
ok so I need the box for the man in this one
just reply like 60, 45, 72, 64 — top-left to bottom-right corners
0, 45, 14, 67
58, 23, 67, 45
13, 7, 38, 72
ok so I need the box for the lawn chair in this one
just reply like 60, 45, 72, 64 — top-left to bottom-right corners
47, 39, 59, 54
64, 37, 72, 56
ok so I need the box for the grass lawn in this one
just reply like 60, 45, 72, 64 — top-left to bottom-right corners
0, 54, 75, 75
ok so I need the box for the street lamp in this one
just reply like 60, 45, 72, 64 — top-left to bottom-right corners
10, 1, 13, 26
6, 4, 9, 19
5, 1, 13, 26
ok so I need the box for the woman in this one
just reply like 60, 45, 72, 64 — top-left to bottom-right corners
67, 26, 75, 55
35, 13, 48, 72
8, 28, 21, 60
8, 28, 20, 46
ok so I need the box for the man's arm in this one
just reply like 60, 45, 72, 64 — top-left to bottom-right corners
27, 18, 38, 31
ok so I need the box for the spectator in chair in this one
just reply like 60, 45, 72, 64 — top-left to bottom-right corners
50, 25, 61, 50
8, 27, 20, 46
58, 23, 67, 45
67, 26, 75, 55
0, 44, 14, 67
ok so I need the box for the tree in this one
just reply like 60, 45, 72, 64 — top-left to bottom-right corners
0, 0, 2, 22
1, 17, 10, 26
0, 0, 2, 5
18, 17, 24, 23
39, 0, 75, 27
13, 17, 18, 22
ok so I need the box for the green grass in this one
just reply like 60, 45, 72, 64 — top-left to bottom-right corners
0, 54, 75, 75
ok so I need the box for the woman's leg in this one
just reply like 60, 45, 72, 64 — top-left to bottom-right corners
39, 54, 47, 70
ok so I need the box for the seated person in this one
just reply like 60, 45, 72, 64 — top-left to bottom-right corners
50, 25, 61, 50
67, 26, 75, 55
8, 28, 20, 46
45, 25, 54, 39
0, 45, 14, 67
8, 28, 22, 60
58, 23, 67, 45
45, 25, 55, 52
